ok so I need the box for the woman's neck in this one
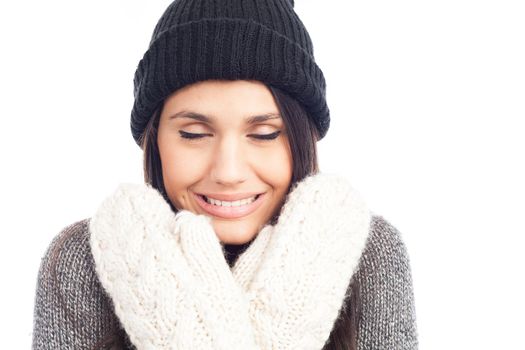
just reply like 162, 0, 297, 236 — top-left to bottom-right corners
223, 240, 253, 268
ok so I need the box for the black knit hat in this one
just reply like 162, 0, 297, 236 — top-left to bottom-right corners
131, 0, 330, 147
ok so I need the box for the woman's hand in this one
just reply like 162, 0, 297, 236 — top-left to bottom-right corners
174, 209, 260, 349
89, 183, 259, 350
89, 172, 371, 349
232, 172, 372, 349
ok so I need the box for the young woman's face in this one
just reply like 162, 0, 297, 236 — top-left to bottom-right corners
157, 79, 293, 245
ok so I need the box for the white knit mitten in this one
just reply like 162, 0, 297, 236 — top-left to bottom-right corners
89, 184, 259, 350
232, 172, 372, 349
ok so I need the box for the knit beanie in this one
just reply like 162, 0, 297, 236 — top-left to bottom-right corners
130, 0, 330, 147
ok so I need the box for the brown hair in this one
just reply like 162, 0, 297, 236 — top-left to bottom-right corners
89, 83, 361, 349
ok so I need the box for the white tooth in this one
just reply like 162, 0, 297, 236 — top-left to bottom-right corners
207, 195, 257, 206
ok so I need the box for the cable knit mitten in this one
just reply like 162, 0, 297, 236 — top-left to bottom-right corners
232, 172, 372, 349
89, 184, 259, 350
175, 209, 260, 349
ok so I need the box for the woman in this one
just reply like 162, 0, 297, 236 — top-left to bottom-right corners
32, 0, 418, 349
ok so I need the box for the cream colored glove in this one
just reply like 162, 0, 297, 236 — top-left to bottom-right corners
89, 172, 371, 350
231, 172, 372, 349
89, 184, 260, 350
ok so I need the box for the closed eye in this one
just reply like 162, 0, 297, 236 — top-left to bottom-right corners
178, 130, 281, 141
250, 131, 281, 140
178, 131, 212, 140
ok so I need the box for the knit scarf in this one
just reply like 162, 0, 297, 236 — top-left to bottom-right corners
89, 172, 372, 349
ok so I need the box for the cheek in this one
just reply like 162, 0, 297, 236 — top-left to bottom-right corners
158, 144, 207, 207
255, 142, 293, 190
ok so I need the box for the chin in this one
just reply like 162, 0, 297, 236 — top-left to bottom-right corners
212, 220, 258, 245
216, 231, 255, 245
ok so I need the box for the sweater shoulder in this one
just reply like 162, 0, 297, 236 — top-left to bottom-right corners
37, 218, 98, 293
36, 218, 94, 292
353, 214, 419, 349
355, 214, 415, 293
365, 214, 412, 265
32, 218, 134, 349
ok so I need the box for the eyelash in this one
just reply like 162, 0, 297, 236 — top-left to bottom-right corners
178, 130, 281, 141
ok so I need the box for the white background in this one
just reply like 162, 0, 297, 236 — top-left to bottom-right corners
1, 0, 524, 348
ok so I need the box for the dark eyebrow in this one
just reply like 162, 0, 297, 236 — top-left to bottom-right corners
168, 111, 281, 124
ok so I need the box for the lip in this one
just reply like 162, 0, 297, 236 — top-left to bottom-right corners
193, 192, 266, 219
197, 192, 263, 201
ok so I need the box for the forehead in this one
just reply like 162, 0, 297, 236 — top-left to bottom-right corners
161, 79, 281, 124
168, 111, 282, 125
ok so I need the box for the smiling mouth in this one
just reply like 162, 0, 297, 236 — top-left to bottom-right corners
199, 194, 262, 206
193, 192, 266, 219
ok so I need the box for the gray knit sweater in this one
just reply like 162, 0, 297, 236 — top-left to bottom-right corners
32, 215, 418, 349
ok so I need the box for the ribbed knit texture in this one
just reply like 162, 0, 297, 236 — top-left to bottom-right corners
33, 174, 417, 350
131, 0, 330, 146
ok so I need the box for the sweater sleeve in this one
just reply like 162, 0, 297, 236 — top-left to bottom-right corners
31, 219, 135, 350
355, 215, 419, 350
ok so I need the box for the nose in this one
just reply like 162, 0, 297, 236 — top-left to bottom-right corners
209, 136, 248, 186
